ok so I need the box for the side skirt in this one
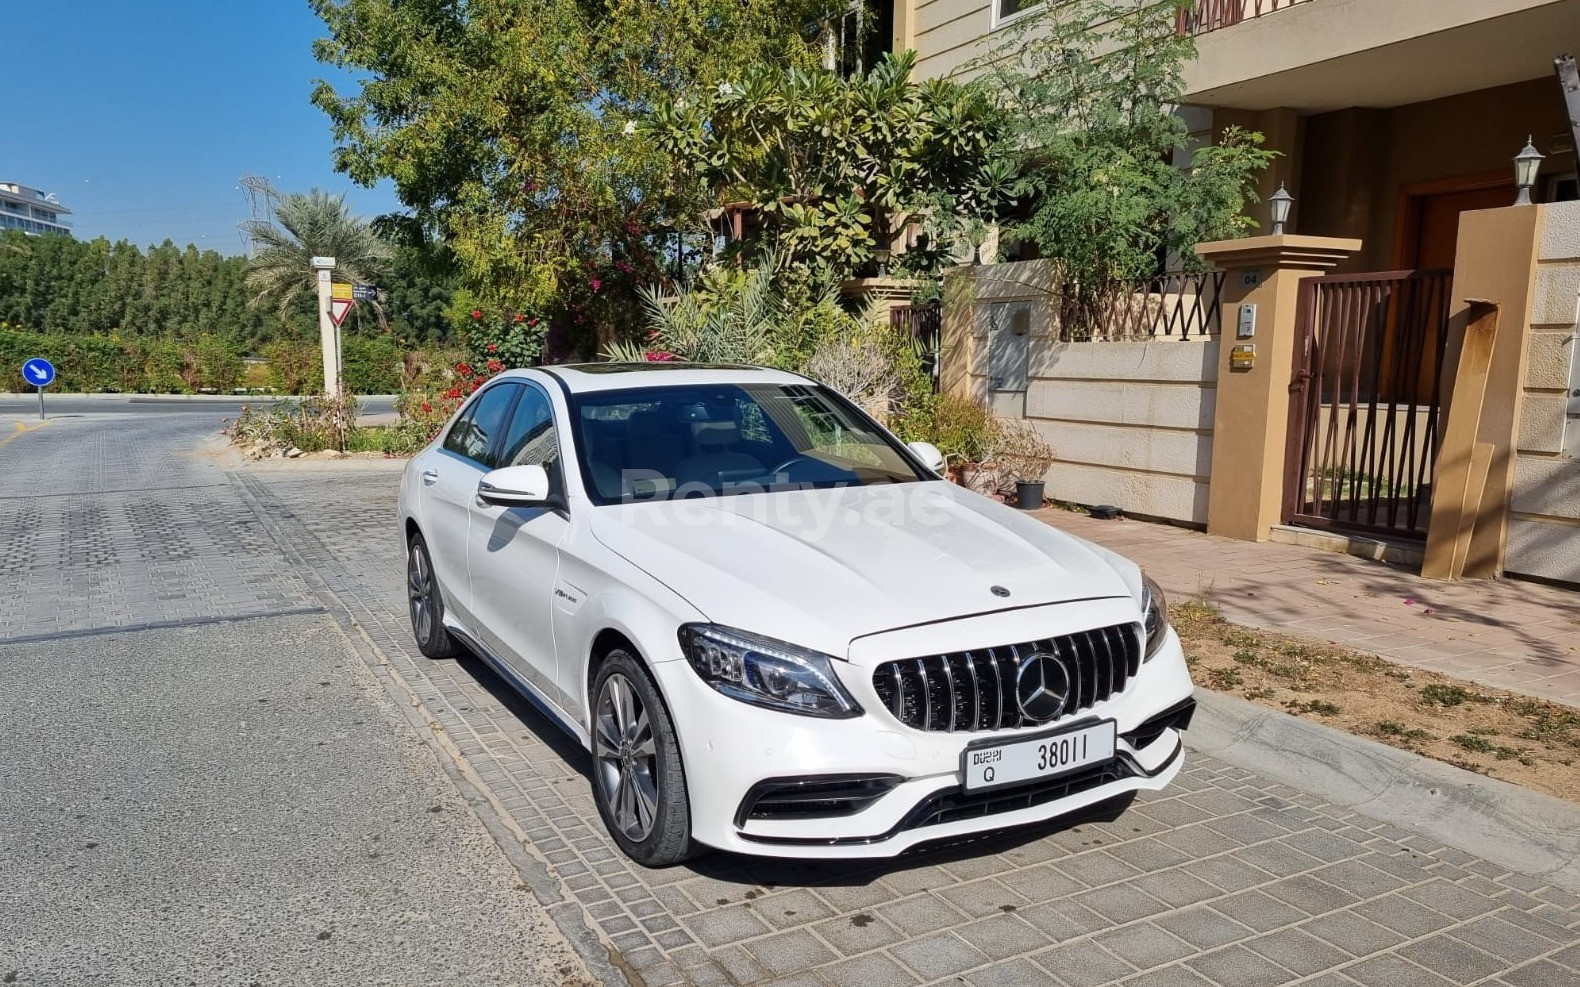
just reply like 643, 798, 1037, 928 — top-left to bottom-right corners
446, 623, 591, 749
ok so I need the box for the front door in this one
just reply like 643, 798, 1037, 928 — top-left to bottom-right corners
1403, 182, 1515, 271
418, 380, 522, 623
465, 383, 570, 708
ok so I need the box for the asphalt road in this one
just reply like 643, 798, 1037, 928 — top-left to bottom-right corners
0, 394, 397, 417
0, 415, 589, 987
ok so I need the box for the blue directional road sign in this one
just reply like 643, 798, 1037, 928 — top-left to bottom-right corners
22, 357, 56, 388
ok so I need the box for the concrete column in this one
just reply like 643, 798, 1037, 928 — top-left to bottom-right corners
939, 265, 981, 401
1194, 235, 1363, 541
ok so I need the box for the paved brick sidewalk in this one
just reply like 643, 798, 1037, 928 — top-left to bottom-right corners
234, 462, 1580, 987
1037, 511, 1580, 708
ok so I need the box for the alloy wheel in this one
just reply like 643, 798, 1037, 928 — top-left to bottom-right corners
408, 543, 434, 644
594, 673, 660, 841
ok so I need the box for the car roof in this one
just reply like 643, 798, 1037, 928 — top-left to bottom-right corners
514, 362, 813, 394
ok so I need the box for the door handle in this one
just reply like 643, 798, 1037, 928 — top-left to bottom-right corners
420, 469, 439, 485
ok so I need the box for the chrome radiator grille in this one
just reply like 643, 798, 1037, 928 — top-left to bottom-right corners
871, 623, 1143, 733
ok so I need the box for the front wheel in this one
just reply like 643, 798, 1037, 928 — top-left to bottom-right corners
590, 651, 696, 866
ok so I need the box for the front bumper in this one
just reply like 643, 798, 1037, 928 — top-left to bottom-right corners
652, 624, 1196, 859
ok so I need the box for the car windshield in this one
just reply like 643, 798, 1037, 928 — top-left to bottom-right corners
571, 381, 926, 504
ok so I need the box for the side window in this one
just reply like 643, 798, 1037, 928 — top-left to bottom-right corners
442, 383, 520, 466
498, 387, 559, 472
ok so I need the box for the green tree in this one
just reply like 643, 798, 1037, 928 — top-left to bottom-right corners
649, 50, 1013, 284
309, 0, 839, 351
242, 187, 392, 319
982, 0, 1274, 293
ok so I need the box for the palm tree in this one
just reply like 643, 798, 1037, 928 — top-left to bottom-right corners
242, 187, 392, 317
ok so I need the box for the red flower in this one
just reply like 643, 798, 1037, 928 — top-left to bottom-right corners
590, 278, 602, 293
456, 362, 474, 376
528, 318, 538, 327
471, 309, 483, 320
513, 313, 526, 323
486, 359, 504, 373
421, 401, 433, 414
444, 387, 462, 400
486, 343, 498, 353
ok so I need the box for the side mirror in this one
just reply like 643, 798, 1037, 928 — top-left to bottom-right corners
907, 441, 946, 475
478, 464, 558, 508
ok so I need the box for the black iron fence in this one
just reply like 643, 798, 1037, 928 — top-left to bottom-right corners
1060, 270, 1226, 342
891, 302, 941, 391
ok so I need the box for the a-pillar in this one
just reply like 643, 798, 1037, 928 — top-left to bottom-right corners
1195, 235, 1362, 541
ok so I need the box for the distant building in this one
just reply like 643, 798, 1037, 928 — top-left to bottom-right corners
0, 182, 72, 236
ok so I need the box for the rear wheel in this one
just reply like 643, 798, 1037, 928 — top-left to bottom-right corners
590, 650, 696, 866
407, 533, 459, 659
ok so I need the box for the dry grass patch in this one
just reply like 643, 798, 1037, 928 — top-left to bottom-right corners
1171, 599, 1580, 803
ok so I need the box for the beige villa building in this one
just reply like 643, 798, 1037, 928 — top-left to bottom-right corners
895, 0, 1578, 264
890, 0, 1580, 585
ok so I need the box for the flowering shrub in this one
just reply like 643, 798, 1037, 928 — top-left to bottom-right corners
390, 356, 508, 453
464, 308, 547, 369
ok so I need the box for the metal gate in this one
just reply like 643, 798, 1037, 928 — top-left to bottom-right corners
1283, 270, 1453, 539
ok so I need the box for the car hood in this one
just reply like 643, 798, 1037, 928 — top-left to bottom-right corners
589, 482, 1135, 662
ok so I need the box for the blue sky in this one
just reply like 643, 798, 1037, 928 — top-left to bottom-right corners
7, 1, 402, 254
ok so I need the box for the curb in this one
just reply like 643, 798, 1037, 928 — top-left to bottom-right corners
1188, 688, 1580, 893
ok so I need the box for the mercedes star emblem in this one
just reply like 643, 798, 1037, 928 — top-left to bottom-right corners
1015, 652, 1071, 723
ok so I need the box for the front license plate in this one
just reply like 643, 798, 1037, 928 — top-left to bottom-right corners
961, 720, 1117, 793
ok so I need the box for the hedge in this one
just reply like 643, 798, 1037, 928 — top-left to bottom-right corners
0, 327, 406, 395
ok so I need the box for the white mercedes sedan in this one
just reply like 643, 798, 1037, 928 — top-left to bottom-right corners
398, 363, 1195, 865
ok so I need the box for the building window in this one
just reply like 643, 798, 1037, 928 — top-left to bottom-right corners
995, 0, 1045, 28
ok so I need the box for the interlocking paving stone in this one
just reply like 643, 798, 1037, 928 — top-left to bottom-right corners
28, 420, 1555, 987
820, 951, 916, 987
964, 956, 1063, 987
1033, 938, 1136, 986
1092, 921, 1196, 969
1396, 933, 1513, 984
1243, 928, 1353, 978
1344, 952, 1459, 987
887, 930, 987, 981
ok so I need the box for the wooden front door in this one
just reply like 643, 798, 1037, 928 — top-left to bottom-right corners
1403, 182, 1515, 270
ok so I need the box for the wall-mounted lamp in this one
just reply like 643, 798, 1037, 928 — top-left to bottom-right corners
1514, 136, 1544, 206
1269, 183, 1294, 235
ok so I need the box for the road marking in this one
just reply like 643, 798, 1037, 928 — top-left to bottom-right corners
0, 419, 51, 451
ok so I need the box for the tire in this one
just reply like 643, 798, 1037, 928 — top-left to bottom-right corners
407, 532, 459, 659
590, 650, 696, 866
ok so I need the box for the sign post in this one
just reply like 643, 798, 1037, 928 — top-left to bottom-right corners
22, 357, 56, 420
311, 257, 340, 398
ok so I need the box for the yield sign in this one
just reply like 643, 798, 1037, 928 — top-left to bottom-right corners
329, 298, 355, 327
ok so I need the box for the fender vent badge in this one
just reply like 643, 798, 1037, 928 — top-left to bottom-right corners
991, 585, 1011, 598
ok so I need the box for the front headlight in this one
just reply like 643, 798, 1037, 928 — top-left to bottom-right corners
678, 624, 863, 719
1141, 574, 1169, 661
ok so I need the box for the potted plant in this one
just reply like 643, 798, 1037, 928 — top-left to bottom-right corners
996, 419, 1055, 509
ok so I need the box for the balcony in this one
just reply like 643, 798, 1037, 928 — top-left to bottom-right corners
1177, 0, 1318, 37
1181, 0, 1580, 112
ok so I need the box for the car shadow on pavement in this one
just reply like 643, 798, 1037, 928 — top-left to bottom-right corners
451, 648, 594, 773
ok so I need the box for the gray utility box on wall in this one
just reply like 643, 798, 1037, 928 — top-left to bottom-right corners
989, 301, 1032, 393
